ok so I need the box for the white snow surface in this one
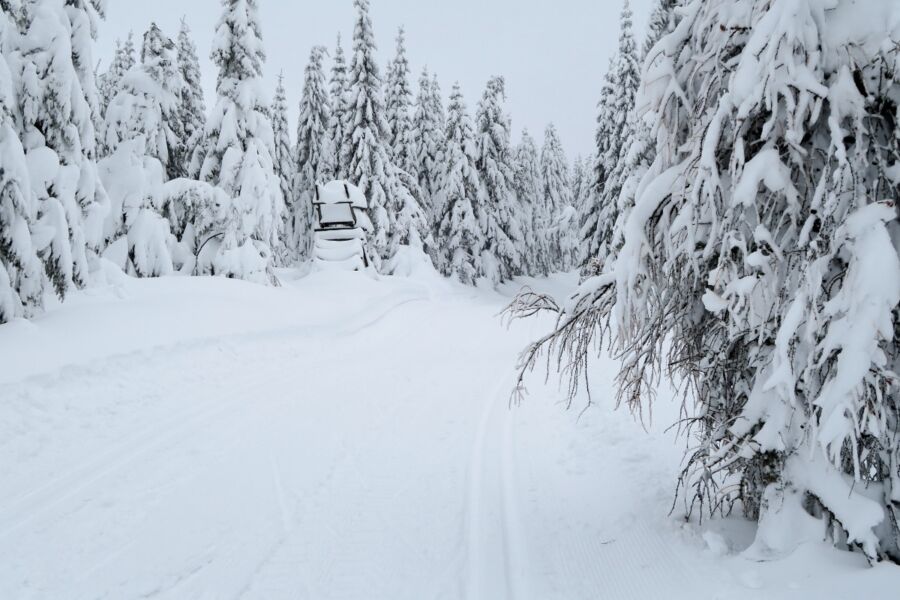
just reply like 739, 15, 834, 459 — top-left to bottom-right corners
1, 270, 898, 599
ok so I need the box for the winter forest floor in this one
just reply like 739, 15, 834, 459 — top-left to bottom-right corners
1, 269, 899, 599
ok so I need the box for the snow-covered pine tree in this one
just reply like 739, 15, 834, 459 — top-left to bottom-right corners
98, 31, 135, 122
176, 17, 206, 179
195, 0, 282, 284
512, 0, 900, 564
100, 22, 182, 278
541, 123, 576, 270
474, 76, 522, 283
268, 73, 292, 264
384, 27, 416, 179
342, 0, 392, 267
0, 2, 44, 322
293, 46, 331, 262
590, 0, 640, 271
579, 58, 616, 266
15, 0, 109, 295
436, 82, 483, 285
411, 67, 445, 227
325, 33, 348, 181
512, 129, 547, 277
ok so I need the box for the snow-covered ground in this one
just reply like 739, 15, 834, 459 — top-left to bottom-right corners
1, 270, 899, 599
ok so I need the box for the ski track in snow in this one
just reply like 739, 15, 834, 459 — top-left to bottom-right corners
1, 272, 898, 599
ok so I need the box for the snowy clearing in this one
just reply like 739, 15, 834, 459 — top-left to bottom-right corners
1, 271, 898, 599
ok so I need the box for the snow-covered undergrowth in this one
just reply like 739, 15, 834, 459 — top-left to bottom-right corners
1, 271, 898, 599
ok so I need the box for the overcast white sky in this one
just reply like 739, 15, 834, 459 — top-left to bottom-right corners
97, 0, 654, 159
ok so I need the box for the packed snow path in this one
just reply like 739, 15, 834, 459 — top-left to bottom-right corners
1, 272, 898, 599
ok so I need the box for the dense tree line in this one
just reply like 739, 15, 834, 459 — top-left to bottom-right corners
0, 0, 585, 325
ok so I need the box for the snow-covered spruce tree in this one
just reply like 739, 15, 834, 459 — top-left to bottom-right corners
541, 123, 576, 270
269, 72, 292, 262
384, 27, 416, 179
98, 31, 135, 122
579, 58, 615, 265
474, 76, 522, 283
381, 27, 430, 273
411, 67, 445, 227
341, 0, 392, 267
325, 32, 348, 181
196, 0, 282, 284
100, 23, 183, 278
176, 17, 206, 179
511, 0, 900, 563
0, 2, 44, 322
436, 82, 483, 285
293, 46, 331, 263
15, 0, 109, 295
513, 129, 547, 277
590, 0, 641, 271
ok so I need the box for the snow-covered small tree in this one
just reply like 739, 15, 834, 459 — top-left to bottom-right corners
195, 0, 282, 284
325, 33, 348, 181
436, 83, 483, 285
541, 123, 576, 270
176, 17, 206, 179
0, 4, 44, 322
513, 129, 547, 276
474, 76, 522, 283
411, 67, 445, 227
293, 46, 331, 262
341, 0, 392, 267
15, 0, 109, 294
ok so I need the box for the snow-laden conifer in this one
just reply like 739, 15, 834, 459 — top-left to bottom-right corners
293, 46, 331, 262
436, 83, 483, 285
384, 27, 416, 179
474, 76, 521, 283
579, 59, 615, 262
15, 0, 109, 294
269, 73, 292, 263
98, 32, 135, 122
411, 67, 445, 226
195, 0, 282, 284
176, 18, 206, 179
100, 23, 182, 278
342, 0, 392, 267
541, 123, 575, 270
513, 130, 547, 276
0, 4, 44, 322
325, 33, 348, 181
